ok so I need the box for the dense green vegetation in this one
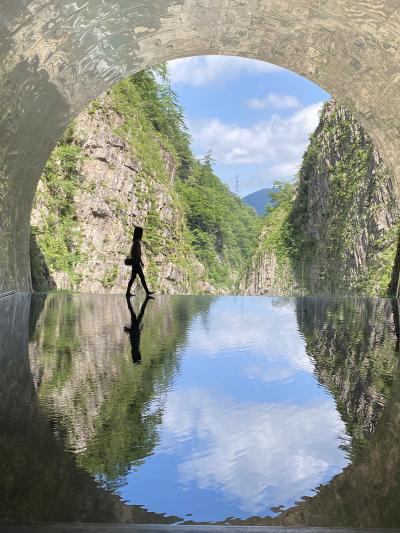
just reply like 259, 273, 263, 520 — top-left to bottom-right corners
258, 181, 295, 264
31, 66, 260, 292
112, 68, 260, 289
117, 65, 193, 182
176, 155, 261, 286
31, 132, 85, 287
248, 101, 399, 296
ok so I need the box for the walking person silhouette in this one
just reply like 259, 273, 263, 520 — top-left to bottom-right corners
124, 295, 153, 364
126, 226, 154, 297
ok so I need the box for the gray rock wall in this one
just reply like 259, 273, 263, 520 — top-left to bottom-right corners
294, 101, 400, 295
240, 246, 297, 296
30, 93, 211, 294
243, 100, 400, 296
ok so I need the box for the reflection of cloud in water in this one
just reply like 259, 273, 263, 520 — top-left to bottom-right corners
243, 363, 300, 384
160, 388, 349, 515
188, 298, 313, 375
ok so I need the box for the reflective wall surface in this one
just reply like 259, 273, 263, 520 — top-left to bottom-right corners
2, 1, 400, 291
1, 293, 400, 526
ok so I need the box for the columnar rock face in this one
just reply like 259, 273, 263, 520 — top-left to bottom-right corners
241, 246, 296, 296
292, 101, 400, 294
2, 1, 400, 292
242, 100, 400, 296
30, 92, 210, 295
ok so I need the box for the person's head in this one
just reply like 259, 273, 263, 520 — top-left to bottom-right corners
133, 226, 143, 240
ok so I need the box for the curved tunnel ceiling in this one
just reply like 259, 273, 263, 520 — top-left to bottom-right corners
1, 0, 400, 291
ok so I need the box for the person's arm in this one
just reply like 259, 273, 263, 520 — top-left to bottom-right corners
139, 241, 144, 266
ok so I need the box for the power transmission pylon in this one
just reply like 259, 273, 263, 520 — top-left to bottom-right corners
234, 174, 240, 196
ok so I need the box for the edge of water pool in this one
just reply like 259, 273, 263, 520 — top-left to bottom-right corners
1, 525, 399, 532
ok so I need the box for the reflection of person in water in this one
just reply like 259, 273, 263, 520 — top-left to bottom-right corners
124, 295, 153, 364
126, 226, 154, 298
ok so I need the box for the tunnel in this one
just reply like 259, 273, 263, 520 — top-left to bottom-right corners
1, 0, 400, 292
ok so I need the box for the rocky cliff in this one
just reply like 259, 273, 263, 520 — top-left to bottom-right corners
240, 182, 298, 295
30, 70, 259, 295
31, 91, 210, 295
242, 100, 400, 296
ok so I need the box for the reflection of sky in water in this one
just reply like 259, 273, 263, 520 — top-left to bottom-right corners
119, 296, 350, 521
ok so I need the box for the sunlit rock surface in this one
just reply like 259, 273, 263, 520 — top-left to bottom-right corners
242, 100, 400, 297
30, 92, 211, 294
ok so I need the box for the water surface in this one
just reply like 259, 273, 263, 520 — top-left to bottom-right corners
1, 294, 399, 526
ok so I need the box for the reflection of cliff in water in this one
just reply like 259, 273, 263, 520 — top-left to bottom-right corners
278, 297, 400, 527
0, 294, 142, 523
270, 365, 400, 528
3, 294, 400, 526
1, 293, 211, 523
228, 296, 400, 528
297, 297, 399, 453
28, 294, 213, 489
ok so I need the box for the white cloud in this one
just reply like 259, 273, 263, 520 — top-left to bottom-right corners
247, 93, 301, 110
269, 161, 302, 178
189, 102, 323, 177
168, 55, 280, 86
184, 297, 313, 374
160, 388, 350, 515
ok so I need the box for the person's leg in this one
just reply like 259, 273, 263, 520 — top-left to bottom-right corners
126, 267, 138, 296
137, 265, 153, 295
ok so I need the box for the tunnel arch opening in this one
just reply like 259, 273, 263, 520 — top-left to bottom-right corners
28, 54, 399, 298
1, 1, 400, 292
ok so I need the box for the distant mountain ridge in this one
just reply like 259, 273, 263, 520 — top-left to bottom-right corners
242, 188, 277, 215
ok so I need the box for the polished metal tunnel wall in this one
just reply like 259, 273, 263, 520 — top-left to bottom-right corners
1, 0, 400, 291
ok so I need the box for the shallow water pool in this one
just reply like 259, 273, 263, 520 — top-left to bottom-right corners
1, 293, 399, 526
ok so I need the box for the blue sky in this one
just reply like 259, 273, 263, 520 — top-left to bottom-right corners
167, 56, 330, 196
120, 296, 349, 522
